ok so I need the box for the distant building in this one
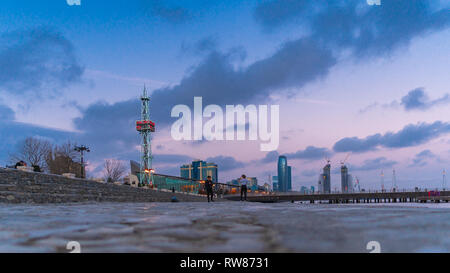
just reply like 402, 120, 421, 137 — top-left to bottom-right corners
263, 183, 271, 192
272, 176, 279, 192
181, 160, 218, 182
287, 166, 292, 191
341, 165, 353, 193
300, 186, 309, 194
130, 160, 140, 176
318, 163, 331, 193
278, 156, 289, 192
227, 176, 261, 192
248, 177, 258, 191
310, 186, 315, 193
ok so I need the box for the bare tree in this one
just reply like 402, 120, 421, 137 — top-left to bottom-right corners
9, 137, 52, 169
104, 159, 127, 183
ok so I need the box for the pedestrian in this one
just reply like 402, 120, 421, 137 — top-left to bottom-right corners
205, 175, 214, 202
239, 174, 249, 201
15, 161, 25, 169
32, 165, 41, 173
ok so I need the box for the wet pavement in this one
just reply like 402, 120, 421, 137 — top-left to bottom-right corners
1, 202, 449, 253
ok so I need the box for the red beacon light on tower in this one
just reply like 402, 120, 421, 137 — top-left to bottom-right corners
136, 120, 156, 132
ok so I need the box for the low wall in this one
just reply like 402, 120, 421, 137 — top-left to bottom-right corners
0, 168, 207, 204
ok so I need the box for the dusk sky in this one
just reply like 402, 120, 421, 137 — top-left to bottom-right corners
0, 0, 449, 190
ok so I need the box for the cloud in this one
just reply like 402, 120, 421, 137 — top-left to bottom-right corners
333, 121, 450, 153
260, 151, 279, 164
148, 39, 335, 125
285, 146, 332, 160
409, 149, 437, 167
0, 104, 15, 121
401, 88, 450, 111
254, 0, 450, 56
180, 36, 219, 56
254, 0, 309, 30
359, 87, 449, 113
301, 169, 318, 177
350, 157, 397, 172
206, 155, 245, 172
153, 153, 192, 164
0, 27, 84, 95
0, 120, 74, 165
72, 38, 335, 159
145, 0, 191, 24
72, 100, 141, 161
258, 146, 330, 165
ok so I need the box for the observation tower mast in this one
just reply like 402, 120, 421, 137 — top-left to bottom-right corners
136, 86, 156, 187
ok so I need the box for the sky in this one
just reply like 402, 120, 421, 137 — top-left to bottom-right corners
0, 0, 449, 191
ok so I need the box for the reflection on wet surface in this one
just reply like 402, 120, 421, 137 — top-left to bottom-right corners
1, 202, 449, 253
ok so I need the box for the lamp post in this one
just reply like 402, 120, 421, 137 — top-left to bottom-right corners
74, 145, 90, 179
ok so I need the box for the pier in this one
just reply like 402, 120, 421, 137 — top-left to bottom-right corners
225, 191, 450, 203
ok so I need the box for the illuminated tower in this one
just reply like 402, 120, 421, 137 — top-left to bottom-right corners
136, 86, 156, 186
380, 170, 385, 192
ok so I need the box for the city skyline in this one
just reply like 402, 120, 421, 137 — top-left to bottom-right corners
1, 1, 450, 190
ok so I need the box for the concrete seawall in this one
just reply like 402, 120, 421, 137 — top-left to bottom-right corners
0, 168, 207, 204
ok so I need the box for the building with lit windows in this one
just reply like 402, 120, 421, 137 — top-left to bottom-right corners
278, 156, 292, 192
272, 176, 278, 191
180, 160, 218, 182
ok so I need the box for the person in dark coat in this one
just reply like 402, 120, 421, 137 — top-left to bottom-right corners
15, 161, 26, 169
32, 165, 41, 173
205, 176, 214, 202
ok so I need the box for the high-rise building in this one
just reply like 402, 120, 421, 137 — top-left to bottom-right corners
341, 165, 353, 193
287, 166, 292, 191
318, 163, 331, 193
278, 156, 288, 192
300, 186, 309, 194
272, 176, 279, 191
249, 177, 258, 191
180, 160, 218, 182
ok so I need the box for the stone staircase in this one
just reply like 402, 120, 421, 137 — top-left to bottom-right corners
0, 168, 206, 204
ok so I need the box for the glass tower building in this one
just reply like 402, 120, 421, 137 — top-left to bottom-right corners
278, 156, 289, 192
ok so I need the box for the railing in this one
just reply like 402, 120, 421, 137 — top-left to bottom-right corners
151, 173, 241, 195
276, 188, 448, 196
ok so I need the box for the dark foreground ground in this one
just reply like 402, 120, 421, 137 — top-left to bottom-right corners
1, 202, 449, 253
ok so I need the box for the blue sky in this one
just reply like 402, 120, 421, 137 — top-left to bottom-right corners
0, 0, 449, 190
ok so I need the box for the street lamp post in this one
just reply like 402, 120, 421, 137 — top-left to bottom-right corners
74, 145, 90, 179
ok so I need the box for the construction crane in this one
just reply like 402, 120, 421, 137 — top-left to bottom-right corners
324, 155, 331, 165
340, 153, 351, 166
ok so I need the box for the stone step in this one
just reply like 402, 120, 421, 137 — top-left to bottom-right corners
0, 167, 207, 204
